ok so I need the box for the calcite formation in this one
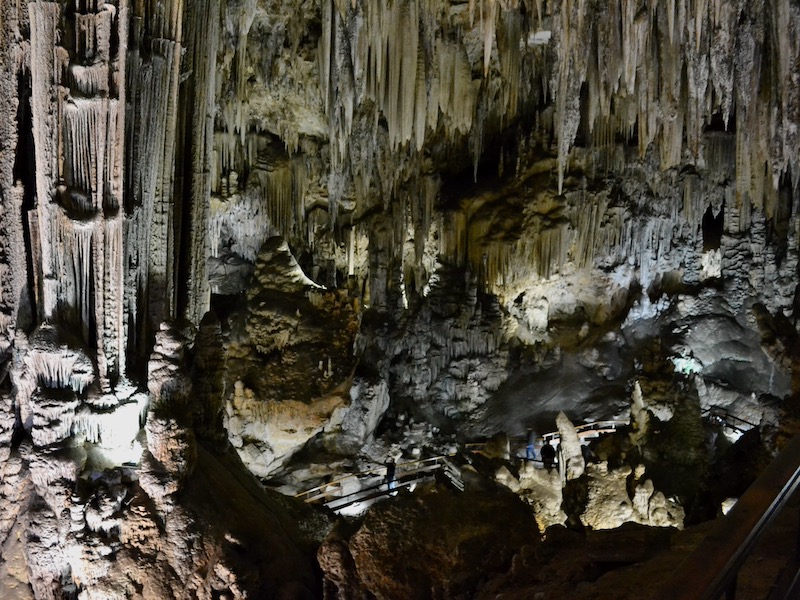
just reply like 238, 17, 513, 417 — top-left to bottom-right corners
317, 481, 542, 599
0, 0, 798, 597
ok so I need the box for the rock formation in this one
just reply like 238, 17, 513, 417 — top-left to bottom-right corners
0, 0, 798, 597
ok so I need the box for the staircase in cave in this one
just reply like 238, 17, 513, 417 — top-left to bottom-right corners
294, 418, 630, 515
294, 454, 465, 514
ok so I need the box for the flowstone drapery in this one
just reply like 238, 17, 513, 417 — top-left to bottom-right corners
0, 1, 798, 597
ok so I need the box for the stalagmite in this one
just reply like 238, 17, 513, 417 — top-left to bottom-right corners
556, 411, 584, 481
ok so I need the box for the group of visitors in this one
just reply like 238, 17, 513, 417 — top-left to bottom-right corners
526, 429, 558, 470
524, 427, 598, 470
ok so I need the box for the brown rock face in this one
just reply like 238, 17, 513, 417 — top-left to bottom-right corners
318, 483, 540, 599
1, 0, 800, 596
242, 237, 359, 403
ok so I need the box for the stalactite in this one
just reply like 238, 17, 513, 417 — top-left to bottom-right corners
28, 449, 83, 488
25, 326, 95, 395
29, 1, 63, 320
209, 190, 276, 263
497, 7, 522, 118
27, 2, 127, 394
181, 0, 220, 326
260, 163, 295, 239
63, 98, 109, 207
0, 3, 25, 361
544, 0, 799, 215
126, 0, 184, 360
6, 0, 800, 496
318, 0, 529, 221
29, 391, 81, 447
202, 0, 800, 305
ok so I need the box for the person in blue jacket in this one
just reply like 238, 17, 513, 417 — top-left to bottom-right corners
526, 429, 538, 461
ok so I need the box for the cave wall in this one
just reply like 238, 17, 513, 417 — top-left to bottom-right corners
0, 0, 798, 596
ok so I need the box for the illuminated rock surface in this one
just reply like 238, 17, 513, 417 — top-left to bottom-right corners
0, 0, 798, 597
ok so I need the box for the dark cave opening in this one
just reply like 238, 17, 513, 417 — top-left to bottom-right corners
701, 203, 724, 252
766, 171, 794, 267
13, 67, 37, 333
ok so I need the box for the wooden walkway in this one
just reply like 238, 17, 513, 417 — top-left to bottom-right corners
295, 455, 463, 514
295, 418, 632, 513
296, 410, 754, 514
292, 410, 800, 597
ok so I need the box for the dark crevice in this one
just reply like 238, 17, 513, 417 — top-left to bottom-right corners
14, 68, 38, 331
701, 202, 724, 252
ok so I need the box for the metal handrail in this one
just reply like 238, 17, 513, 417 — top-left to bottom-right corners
657, 433, 800, 600
508, 420, 629, 445
324, 468, 442, 512
294, 454, 455, 503
296, 419, 628, 504
702, 407, 758, 433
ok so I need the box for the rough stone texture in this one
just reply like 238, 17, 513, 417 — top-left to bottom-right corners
512, 462, 567, 531
322, 377, 391, 455
225, 378, 350, 478
2, 317, 318, 598
476, 494, 800, 600
556, 411, 585, 481
0, 0, 799, 597
581, 462, 684, 531
318, 482, 541, 599
220, 238, 361, 475
241, 238, 358, 402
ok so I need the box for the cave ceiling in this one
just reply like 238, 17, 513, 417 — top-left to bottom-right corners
0, 0, 799, 597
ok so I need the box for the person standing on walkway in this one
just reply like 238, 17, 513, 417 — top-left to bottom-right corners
526, 429, 538, 461
541, 442, 556, 470
385, 459, 396, 491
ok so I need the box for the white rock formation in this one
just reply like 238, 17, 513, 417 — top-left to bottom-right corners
323, 378, 391, 455
556, 411, 585, 481
629, 381, 650, 450
0, 0, 799, 596
225, 379, 348, 478
581, 462, 684, 531
514, 461, 568, 532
